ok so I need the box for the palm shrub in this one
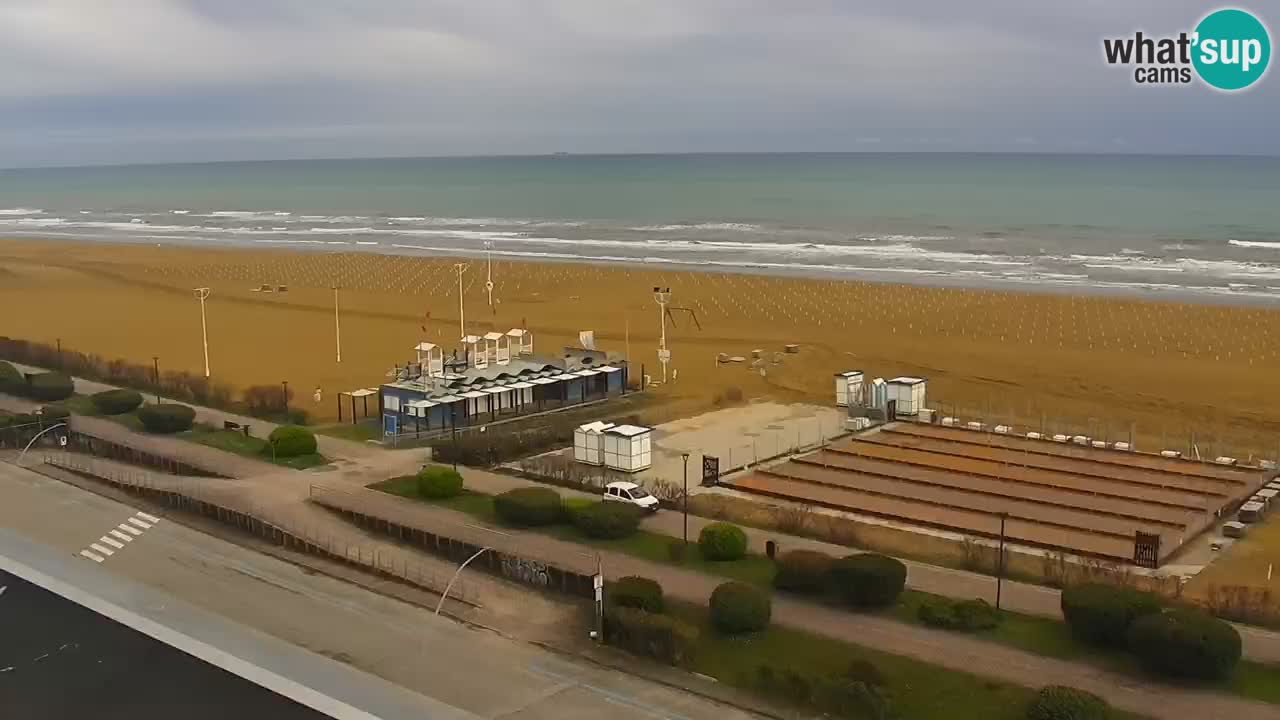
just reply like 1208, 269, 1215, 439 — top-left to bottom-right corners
416, 465, 463, 498
698, 522, 748, 561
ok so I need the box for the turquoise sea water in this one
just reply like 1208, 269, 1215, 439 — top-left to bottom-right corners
2, 153, 1279, 302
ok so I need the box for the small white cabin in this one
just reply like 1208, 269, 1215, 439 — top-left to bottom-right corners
834, 370, 863, 407
603, 424, 652, 472
573, 421, 614, 466
887, 377, 927, 415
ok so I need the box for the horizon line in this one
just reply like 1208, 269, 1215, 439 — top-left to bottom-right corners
4, 148, 1280, 173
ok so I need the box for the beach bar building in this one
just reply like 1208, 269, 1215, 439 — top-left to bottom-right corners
375, 329, 628, 437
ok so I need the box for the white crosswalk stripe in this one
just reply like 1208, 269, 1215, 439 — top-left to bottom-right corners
88, 543, 114, 556
79, 549, 104, 562
128, 518, 152, 529
136, 512, 160, 523
110, 530, 132, 542
99, 536, 124, 549
118, 524, 142, 536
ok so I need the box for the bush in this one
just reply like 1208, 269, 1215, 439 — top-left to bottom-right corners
136, 403, 196, 434
268, 425, 317, 458
1061, 583, 1161, 648
603, 605, 697, 666
493, 487, 563, 527
574, 501, 643, 539
0, 361, 23, 393
709, 581, 771, 634
91, 388, 144, 415
415, 465, 463, 499
919, 597, 1001, 631
813, 677, 890, 720
829, 553, 907, 608
698, 522, 748, 561
38, 404, 71, 423
25, 372, 74, 401
774, 549, 835, 594
1126, 608, 1241, 681
845, 659, 887, 688
611, 576, 664, 614
1025, 686, 1110, 720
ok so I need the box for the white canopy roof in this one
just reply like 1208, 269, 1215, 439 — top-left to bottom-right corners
460, 390, 487, 399
598, 366, 622, 373
483, 331, 505, 340
510, 381, 536, 389
433, 394, 463, 403
414, 342, 437, 352
406, 400, 437, 408
481, 386, 511, 394
348, 388, 377, 397
575, 369, 601, 377
531, 377, 560, 385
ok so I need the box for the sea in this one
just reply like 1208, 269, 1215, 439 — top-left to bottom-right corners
3, 153, 1280, 304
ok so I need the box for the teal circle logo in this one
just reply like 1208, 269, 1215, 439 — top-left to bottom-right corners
1192, 9, 1271, 90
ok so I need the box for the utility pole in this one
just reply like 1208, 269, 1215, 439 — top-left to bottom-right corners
193, 288, 211, 377
996, 512, 1008, 610
281, 381, 290, 417
333, 286, 342, 363
484, 240, 494, 310
152, 356, 161, 404
681, 452, 690, 544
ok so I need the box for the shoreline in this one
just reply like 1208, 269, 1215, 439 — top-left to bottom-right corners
10, 233, 1280, 310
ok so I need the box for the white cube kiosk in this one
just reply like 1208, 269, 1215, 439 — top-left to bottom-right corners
573, 421, 614, 466
602, 424, 652, 473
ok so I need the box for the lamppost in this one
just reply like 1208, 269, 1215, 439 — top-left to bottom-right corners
193, 288, 211, 377
281, 380, 290, 418
152, 356, 161, 404
996, 512, 1009, 610
450, 403, 459, 470
681, 452, 690, 544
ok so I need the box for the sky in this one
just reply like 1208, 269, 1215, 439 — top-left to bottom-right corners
0, 0, 1277, 167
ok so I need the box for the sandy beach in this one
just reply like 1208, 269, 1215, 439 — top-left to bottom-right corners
2, 237, 1278, 458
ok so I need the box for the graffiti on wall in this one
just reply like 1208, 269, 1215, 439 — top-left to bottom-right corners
501, 556, 551, 587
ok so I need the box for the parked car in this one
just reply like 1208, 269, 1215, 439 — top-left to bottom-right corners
603, 481, 659, 513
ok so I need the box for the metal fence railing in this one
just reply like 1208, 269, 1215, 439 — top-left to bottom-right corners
38, 452, 477, 606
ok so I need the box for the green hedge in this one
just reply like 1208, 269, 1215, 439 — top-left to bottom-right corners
918, 597, 1001, 632
1061, 583, 1161, 648
1126, 608, 1241, 681
0, 361, 23, 393
91, 388, 144, 415
574, 501, 643, 539
774, 549, 835, 594
709, 581, 771, 634
829, 553, 907, 608
416, 465, 464, 499
603, 604, 697, 666
1025, 685, 1110, 720
25, 372, 75, 401
611, 576, 664, 614
698, 522, 748, 561
268, 425, 317, 458
755, 665, 890, 719
493, 487, 563, 527
137, 403, 196, 434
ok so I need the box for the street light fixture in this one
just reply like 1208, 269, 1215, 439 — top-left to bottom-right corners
193, 288, 211, 377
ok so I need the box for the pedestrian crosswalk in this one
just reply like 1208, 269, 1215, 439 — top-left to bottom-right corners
77, 511, 160, 563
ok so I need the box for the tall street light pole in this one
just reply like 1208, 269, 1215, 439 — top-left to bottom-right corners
681, 452, 690, 544
152, 356, 161, 404
282, 380, 290, 417
193, 288, 211, 377
333, 285, 342, 363
996, 512, 1009, 610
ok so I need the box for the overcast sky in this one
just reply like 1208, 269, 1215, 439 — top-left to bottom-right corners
1, 0, 1276, 167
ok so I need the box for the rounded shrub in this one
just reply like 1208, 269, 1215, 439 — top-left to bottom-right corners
698, 522, 748, 561
91, 388, 144, 415
415, 465, 463, 499
1126, 608, 1241, 681
26, 372, 74, 401
1061, 583, 1161, 647
493, 487, 563, 527
829, 553, 907, 608
774, 549, 835, 594
574, 501, 643, 539
38, 404, 71, 422
611, 576, 664, 614
268, 425, 317, 458
919, 597, 1001, 631
0, 361, 23, 393
136, 403, 195, 434
1025, 686, 1110, 720
709, 581, 771, 634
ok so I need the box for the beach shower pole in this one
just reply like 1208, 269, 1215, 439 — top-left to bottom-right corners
194, 288, 211, 378
484, 240, 494, 310
454, 263, 469, 340
654, 287, 671, 383
333, 286, 342, 363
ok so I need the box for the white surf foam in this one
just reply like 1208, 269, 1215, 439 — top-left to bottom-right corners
1229, 239, 1280, 249
0, 208, 41, 216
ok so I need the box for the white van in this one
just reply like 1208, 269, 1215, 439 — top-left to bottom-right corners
602, 481, 659, 513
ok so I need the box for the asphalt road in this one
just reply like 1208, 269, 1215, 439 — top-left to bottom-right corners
0, 461, 762, 720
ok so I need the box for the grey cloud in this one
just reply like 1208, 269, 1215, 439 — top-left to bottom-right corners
0, 0, 1276, 167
